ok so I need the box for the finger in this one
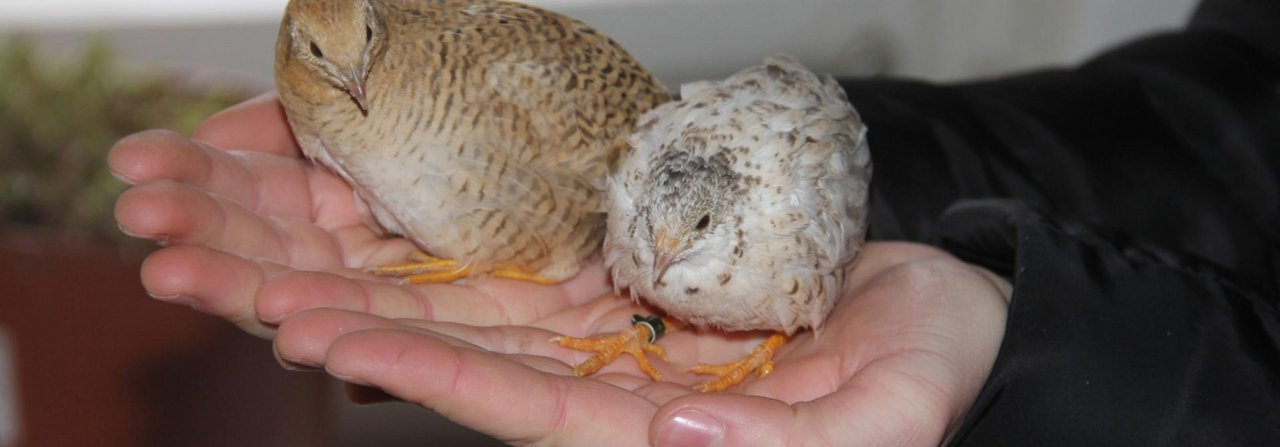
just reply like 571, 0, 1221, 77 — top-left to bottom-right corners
274, 309, 399, 369
420, 310, 750, 386
109, 129, 356, 223
319, 328, 656, 446
273, 309, 565, 367
192, 92, 301, 157
255, 268, 605, 326
651, 394, 788, 447
115, 180, 346, 269
110, 130, 213, 187
651, 359, 955, 447
275, 310, 591, 387
277, 308, 700, 389
140, 244, 281, 338
415, 315, 689, 380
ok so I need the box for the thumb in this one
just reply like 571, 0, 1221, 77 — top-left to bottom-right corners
649, 387, 947, 447
649, 394, 796, 447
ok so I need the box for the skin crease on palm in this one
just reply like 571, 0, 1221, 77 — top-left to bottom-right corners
110, 94, 1012, 446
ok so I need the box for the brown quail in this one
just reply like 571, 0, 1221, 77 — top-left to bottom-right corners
275, 0, 670, 284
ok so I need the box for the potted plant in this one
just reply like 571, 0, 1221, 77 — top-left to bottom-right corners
0, 37, 328, 447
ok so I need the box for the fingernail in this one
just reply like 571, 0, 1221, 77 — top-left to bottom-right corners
655, 409, 724, 447
115, 223, 170, 246
277, 355, 321, 371
116, 223, 144, 239
150, 293, 202, 310
108, 168, 136, 185
325, 368, 371, 387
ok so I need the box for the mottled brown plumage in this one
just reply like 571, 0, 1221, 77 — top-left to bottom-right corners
275, 0, 670, 283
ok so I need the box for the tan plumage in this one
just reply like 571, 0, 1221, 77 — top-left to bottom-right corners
274, 0, 670, 283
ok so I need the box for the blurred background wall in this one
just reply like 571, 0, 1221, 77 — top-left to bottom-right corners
0, 1, 1198, 446
2, 0, 1198, 88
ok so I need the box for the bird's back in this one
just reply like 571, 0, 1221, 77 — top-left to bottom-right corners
373, 0, 668, 177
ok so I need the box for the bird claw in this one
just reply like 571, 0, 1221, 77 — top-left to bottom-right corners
487, 266, 559, 285
371, 251, 555, 284
368, 250, 472, 283
551, 323, 666, 382
687, 332, 787, 392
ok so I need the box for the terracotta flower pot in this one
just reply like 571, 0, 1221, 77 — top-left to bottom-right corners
0, 228, 328, 447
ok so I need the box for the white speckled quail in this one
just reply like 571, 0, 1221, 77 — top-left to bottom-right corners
553, 56, 872, 392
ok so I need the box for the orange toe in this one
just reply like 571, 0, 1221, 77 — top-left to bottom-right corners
688, 332, 787, 392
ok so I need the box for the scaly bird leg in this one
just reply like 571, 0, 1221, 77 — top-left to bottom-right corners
550, 315, 675, 382
488, 266, 560, 285
368, 251, 474, 284
688, 332, 788, 392
370, 250, 556, 284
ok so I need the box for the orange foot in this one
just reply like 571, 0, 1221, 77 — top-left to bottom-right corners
551, 315, 671, 382
369, 250, 557, 285
688, 332, 788, 392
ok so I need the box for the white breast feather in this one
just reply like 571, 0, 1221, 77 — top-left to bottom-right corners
606, 56, 871, 333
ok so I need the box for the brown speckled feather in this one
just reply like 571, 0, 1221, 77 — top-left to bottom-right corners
276, 0, 670, 281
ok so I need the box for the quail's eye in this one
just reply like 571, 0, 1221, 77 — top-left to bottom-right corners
365, 25, 373, 42
309, 41, 325, 59
695, 214, 711, 230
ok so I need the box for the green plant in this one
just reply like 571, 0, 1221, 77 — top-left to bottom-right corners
0, 36, 247, 253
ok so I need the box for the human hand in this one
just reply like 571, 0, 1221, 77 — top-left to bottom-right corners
113, 96, 1010, 446
274, 242, 1011, 446
110, 94, 614, 337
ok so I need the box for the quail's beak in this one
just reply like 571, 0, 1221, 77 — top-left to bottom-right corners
652, 231, 682, 286
343, 69, 369, 115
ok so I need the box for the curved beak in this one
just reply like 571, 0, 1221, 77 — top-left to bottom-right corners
653, 252, 675, 286
652, 231, 682, 286
343, 70, 369, 115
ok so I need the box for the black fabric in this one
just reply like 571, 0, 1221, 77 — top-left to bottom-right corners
941, 201, 1280, 445
834, 0, 1280, 444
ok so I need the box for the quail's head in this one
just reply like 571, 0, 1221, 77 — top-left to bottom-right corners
640, 151, 739, 286
277, 0, 387, 112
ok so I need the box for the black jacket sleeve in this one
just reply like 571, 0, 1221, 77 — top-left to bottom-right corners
834, 0, 1280, 443
940, 200, 1280, 445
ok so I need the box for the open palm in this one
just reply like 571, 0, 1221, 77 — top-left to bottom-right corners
113, 95, 1010, 446
274, 240, 1009, 446
111, 94, 617, 338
